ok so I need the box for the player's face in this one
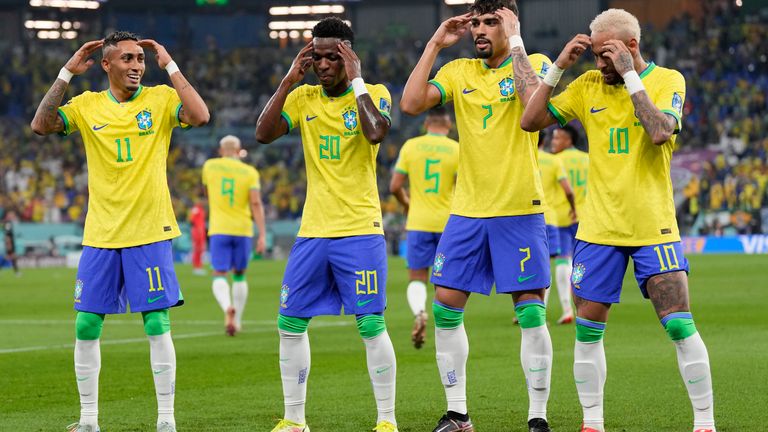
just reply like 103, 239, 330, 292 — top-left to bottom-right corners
470, 13, 504, 59
591, 31, 622, 85
102, 40, 145, 92
312, 37, 346, 89
551, 129, 571, 153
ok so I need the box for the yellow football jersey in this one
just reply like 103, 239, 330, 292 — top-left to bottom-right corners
538, 150, 567, 226
58, 84, 188, 248
554, 148, 589, 227
394, 133, 460, 232
281, 83, 392, 237
202, 157, 261, 237
548, 62, 685, 246
429, 54, 552, 217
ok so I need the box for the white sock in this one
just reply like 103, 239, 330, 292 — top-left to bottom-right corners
232, 280, 248, 328
674, 332, 715, 429
574, 340, 606, 431
212, 277, 231, 312
75, 339, 100, 426
406, 280, 428, 316
148, 332, 176, 425
279, 330, 311, 425
555, 260, 573, 315
543, 277, 553, 307
520, 325, 553, 420
363, 331, 397, 424
435, 323, 469, 414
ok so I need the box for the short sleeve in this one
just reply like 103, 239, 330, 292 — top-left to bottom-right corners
57, 93, 86, 136
251, 168, 261, 190
548, 75, 585, 127
394, 141, 410, 175
654, 70, 686, 133
281, 87, 302, 133
528, 53, 553, 79
555, 157, 567, 181
369, 84, 393, 123
162, 85, 191, 130
201, 161, 209, 186
428, 60, 458, 106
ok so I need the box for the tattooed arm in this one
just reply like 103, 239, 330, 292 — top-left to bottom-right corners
496, 8, 541, 106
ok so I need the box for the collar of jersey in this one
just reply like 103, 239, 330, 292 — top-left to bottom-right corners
481, 54, 513, 70
321, 84, 353, 99
107, 85, 143, 104
426, 132, 447, 137
638, 62, 656, 79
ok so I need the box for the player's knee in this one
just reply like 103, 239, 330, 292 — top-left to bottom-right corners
142, 309, 171, 336
277, 314, 310, 334
514, 300, 546, 329
232, 272, 245, 282
661, 312, 697, 341
433, 301, 464, 329
356, 313, 386, 339
575, 317, 606, 343
75, 312, 105, 340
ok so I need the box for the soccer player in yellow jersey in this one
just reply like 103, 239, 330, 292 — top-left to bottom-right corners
30, 31, 209, 432
520, 9, 716, 432
202, 135, 266, 336
255, 18, 397, 432
401, 1, 555, 431
537, 139, 577, 324
389, 106, 459, 349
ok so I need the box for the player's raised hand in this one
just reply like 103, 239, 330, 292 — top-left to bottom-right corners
554, 34, 591, 69
63, 40, 103, 75
337, 41, 362, 80
430, 13, 471, 49
602, 39, 634, 75
496, 7, 521, 38
137, 39, 173, 69
284, 41, 313, 86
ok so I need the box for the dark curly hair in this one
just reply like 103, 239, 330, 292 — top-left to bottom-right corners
102, 31, 140, 55
469, 0, 518, 16
312, 17, 354, 46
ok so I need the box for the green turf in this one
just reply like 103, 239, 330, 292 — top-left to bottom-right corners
0, 255, 766, 431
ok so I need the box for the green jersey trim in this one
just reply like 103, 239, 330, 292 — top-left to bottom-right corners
107, 85, 143, 104
394, 168, 408, 175
426, 132, 448, 137
175, 103, 192, 130
280, 111, 294, 131
661, 109, 682, 133
428, 80, 447, 106
547, 102, 568, 127
321, 85, 353, 98
482, 55, 513, 69
639, 62, 656, 79
57, 108, 71, 136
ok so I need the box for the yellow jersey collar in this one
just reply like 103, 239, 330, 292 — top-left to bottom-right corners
321, 84, 353, 99
481, 54, 513, 70
638, 62, 656, 79
107, 85, 144, 104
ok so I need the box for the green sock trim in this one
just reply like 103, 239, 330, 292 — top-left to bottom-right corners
576, 322, 606, 343
515, 304, 546, 329
213, 276, 227, 281
356, 314, 386, 339
75, 312, 105, 340
433, 303, 464, 329
232, 274, 246, 282
554, 258, 570, 266
277, 314, 310, 333
664, 318, 697, 341
142, 309, 171, 336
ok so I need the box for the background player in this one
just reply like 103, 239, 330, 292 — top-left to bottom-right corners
202, 134, 266, 336
389, 106, 459, 349
520, 8, 716, 432
255, 17, 398, 432
188, 198, 207, 276
2, 210, 20, 276
30, 31, 209, 432
400, 1, 554, 431
538, 136, 577, 323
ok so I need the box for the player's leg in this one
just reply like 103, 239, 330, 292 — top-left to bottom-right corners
191, 231, 205, 275
554, 226, 575, 323
274, 238, 334, 432
634, 244, 715, 432
230, 236, 253, 332
405, 230, 440, 348
570, 241, 628, 432
429, 215, 494, 431
331, 235, 397, 430
71, 311, 105, 432
209, 235, 234, 334
541, 224, 560, 312
490, 215, 552, 432
143, 309, 176, 431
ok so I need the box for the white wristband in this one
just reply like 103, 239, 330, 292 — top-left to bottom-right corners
57, 67, 73, 83
165, 61, 180, 76
543, 63, 564, 87
508, 35, 524, 50
351, 77, 368, 97
622, 70, 645, 95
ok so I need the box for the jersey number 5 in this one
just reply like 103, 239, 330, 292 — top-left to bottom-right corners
425, 159, 441, 194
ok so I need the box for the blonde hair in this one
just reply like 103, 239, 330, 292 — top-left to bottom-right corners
589, 8, 641, 42
219, 135, 241, 151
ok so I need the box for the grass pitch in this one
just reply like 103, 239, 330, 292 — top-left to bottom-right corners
1, 255, 766, 431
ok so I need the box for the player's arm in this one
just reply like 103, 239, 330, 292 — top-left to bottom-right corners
31, 40, 103, 135
138, 39, 209, 127
521, 34, 591, 132
389, 171, 410, 215
249, 188, 267, 254
602, 40, 677, 145
400, 14, 471, 115
496, 7, 541, 106
559, 177, 578, 223
256, 42, 313, 144
337, 43, 389, 144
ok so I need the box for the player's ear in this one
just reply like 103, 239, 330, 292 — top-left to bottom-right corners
627, 38, 639, 54
101, 57, 110, 73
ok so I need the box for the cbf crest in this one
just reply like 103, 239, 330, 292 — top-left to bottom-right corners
433, 253, 446, 276
499, 77, 515, 97
571, 263, 586, 289
74, 279, 84, 303
342, 108, 358, 131
280, 284, 290, 308
136, 110, 153, 130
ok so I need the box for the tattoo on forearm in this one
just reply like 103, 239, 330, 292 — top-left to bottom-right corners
617, 53, 634, 75
35, 79, 68, 128
631, 92, 676, 141
511, 46, 540, 101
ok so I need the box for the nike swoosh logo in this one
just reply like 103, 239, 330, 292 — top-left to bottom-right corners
148, 295, 165, 304
375, 365, 392, 375
152, 369, 166, 375
92, 123, 108, 131
305, 115, 317, 121
688, 376, 707, 384
279, 358, 290, 362
575, 379, 588, 384
357, 299, 374, 307
76, 376, 89, 382
462, 88, 477, 94
590, 107, 607, 114
518, 274, 536, 283
528, 367, 547, 372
